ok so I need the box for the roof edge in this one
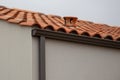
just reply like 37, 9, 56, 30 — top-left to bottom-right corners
32, 29, 120, 49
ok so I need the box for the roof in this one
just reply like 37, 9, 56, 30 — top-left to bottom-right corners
0, 6, 120, 41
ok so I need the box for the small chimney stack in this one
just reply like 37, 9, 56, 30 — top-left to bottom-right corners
63, 16, 78, 27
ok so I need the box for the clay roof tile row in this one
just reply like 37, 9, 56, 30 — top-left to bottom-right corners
0, 6, 120, 41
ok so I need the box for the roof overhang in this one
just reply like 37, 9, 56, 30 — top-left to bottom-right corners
32, 29, 120, 49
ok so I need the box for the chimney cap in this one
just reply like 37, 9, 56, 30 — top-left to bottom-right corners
63, 16, 78, 19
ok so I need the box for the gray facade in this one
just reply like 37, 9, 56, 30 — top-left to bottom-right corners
0, 21, 120, 80
0, 21, 32, 80
45, 39, 120, 80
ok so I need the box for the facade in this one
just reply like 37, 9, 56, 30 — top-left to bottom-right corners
0, 6, 120, 80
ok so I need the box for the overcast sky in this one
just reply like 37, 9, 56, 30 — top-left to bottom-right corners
0, 0, 120, 26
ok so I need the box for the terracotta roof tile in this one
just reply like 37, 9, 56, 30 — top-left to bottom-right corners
0, 8, 4, 11
20, 12, 36, 26
0, 6, 120, 41
0, 9, 18, 20
34, 13, 48, 28
0, 9, 11, 15
8, 12, 25, 23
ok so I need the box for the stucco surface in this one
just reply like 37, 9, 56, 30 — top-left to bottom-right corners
32, 37, 39, 80
46, 39, 120, 80
0, 21, 32, 80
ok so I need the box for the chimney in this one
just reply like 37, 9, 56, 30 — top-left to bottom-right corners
63, 16, 78, 27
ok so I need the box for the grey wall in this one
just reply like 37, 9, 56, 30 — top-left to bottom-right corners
32, 37, 39, 80
0, 20, 120, 80
0, 0, 120, 25
0, 21, 32, 80
46, 39, 120, 80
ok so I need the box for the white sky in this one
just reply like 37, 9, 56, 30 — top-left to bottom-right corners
0, 0, 120, 26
